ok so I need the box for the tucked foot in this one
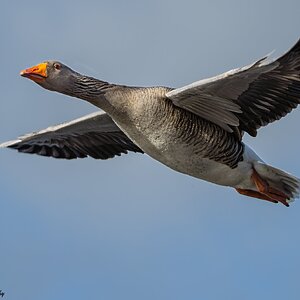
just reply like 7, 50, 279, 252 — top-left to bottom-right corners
236, 188, 279, 204
251, 168, 290, 206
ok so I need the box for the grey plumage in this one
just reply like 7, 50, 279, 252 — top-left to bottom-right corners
2, 39, 300, 206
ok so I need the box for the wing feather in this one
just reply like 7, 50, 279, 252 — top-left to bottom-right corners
0, 111, 143, 159
167, 39, 300, 137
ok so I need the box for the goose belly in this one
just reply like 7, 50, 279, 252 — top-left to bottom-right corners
139, 139, 252, 188
114, 118, 252, 188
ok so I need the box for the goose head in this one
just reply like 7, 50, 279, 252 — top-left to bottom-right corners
20, 61, 77, 94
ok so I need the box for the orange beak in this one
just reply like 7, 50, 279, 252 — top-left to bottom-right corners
20, 62, 48, 82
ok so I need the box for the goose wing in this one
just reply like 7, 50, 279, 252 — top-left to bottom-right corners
0, 111, 143, 159
166, 39, 300, 137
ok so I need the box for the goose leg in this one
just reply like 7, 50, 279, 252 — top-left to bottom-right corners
235, 168, 290, 206
236, 169, 289, 206
235, 188, 278, 204
251, 169, 289, 206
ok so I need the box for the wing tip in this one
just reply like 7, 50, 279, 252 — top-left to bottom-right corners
0, 139, 21, 148
277, 37, 300, 63
288, 37, 300, 53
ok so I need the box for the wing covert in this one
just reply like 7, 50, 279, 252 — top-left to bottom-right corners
167, 39, 300, 137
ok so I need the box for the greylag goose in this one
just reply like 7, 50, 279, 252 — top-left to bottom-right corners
2, 40, 300, 207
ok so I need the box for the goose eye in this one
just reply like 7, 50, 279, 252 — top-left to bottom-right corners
54, 63, 61, 70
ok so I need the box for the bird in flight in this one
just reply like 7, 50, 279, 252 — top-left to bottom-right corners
2, 40, 300, 207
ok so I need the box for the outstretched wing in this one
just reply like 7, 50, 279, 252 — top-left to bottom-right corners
0, 111, 143, 159
167, 39, 300, 137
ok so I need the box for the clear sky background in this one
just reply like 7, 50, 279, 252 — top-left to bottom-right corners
1, 1, 300, 299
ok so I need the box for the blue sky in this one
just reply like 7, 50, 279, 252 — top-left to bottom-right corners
1, 1, 300, 299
